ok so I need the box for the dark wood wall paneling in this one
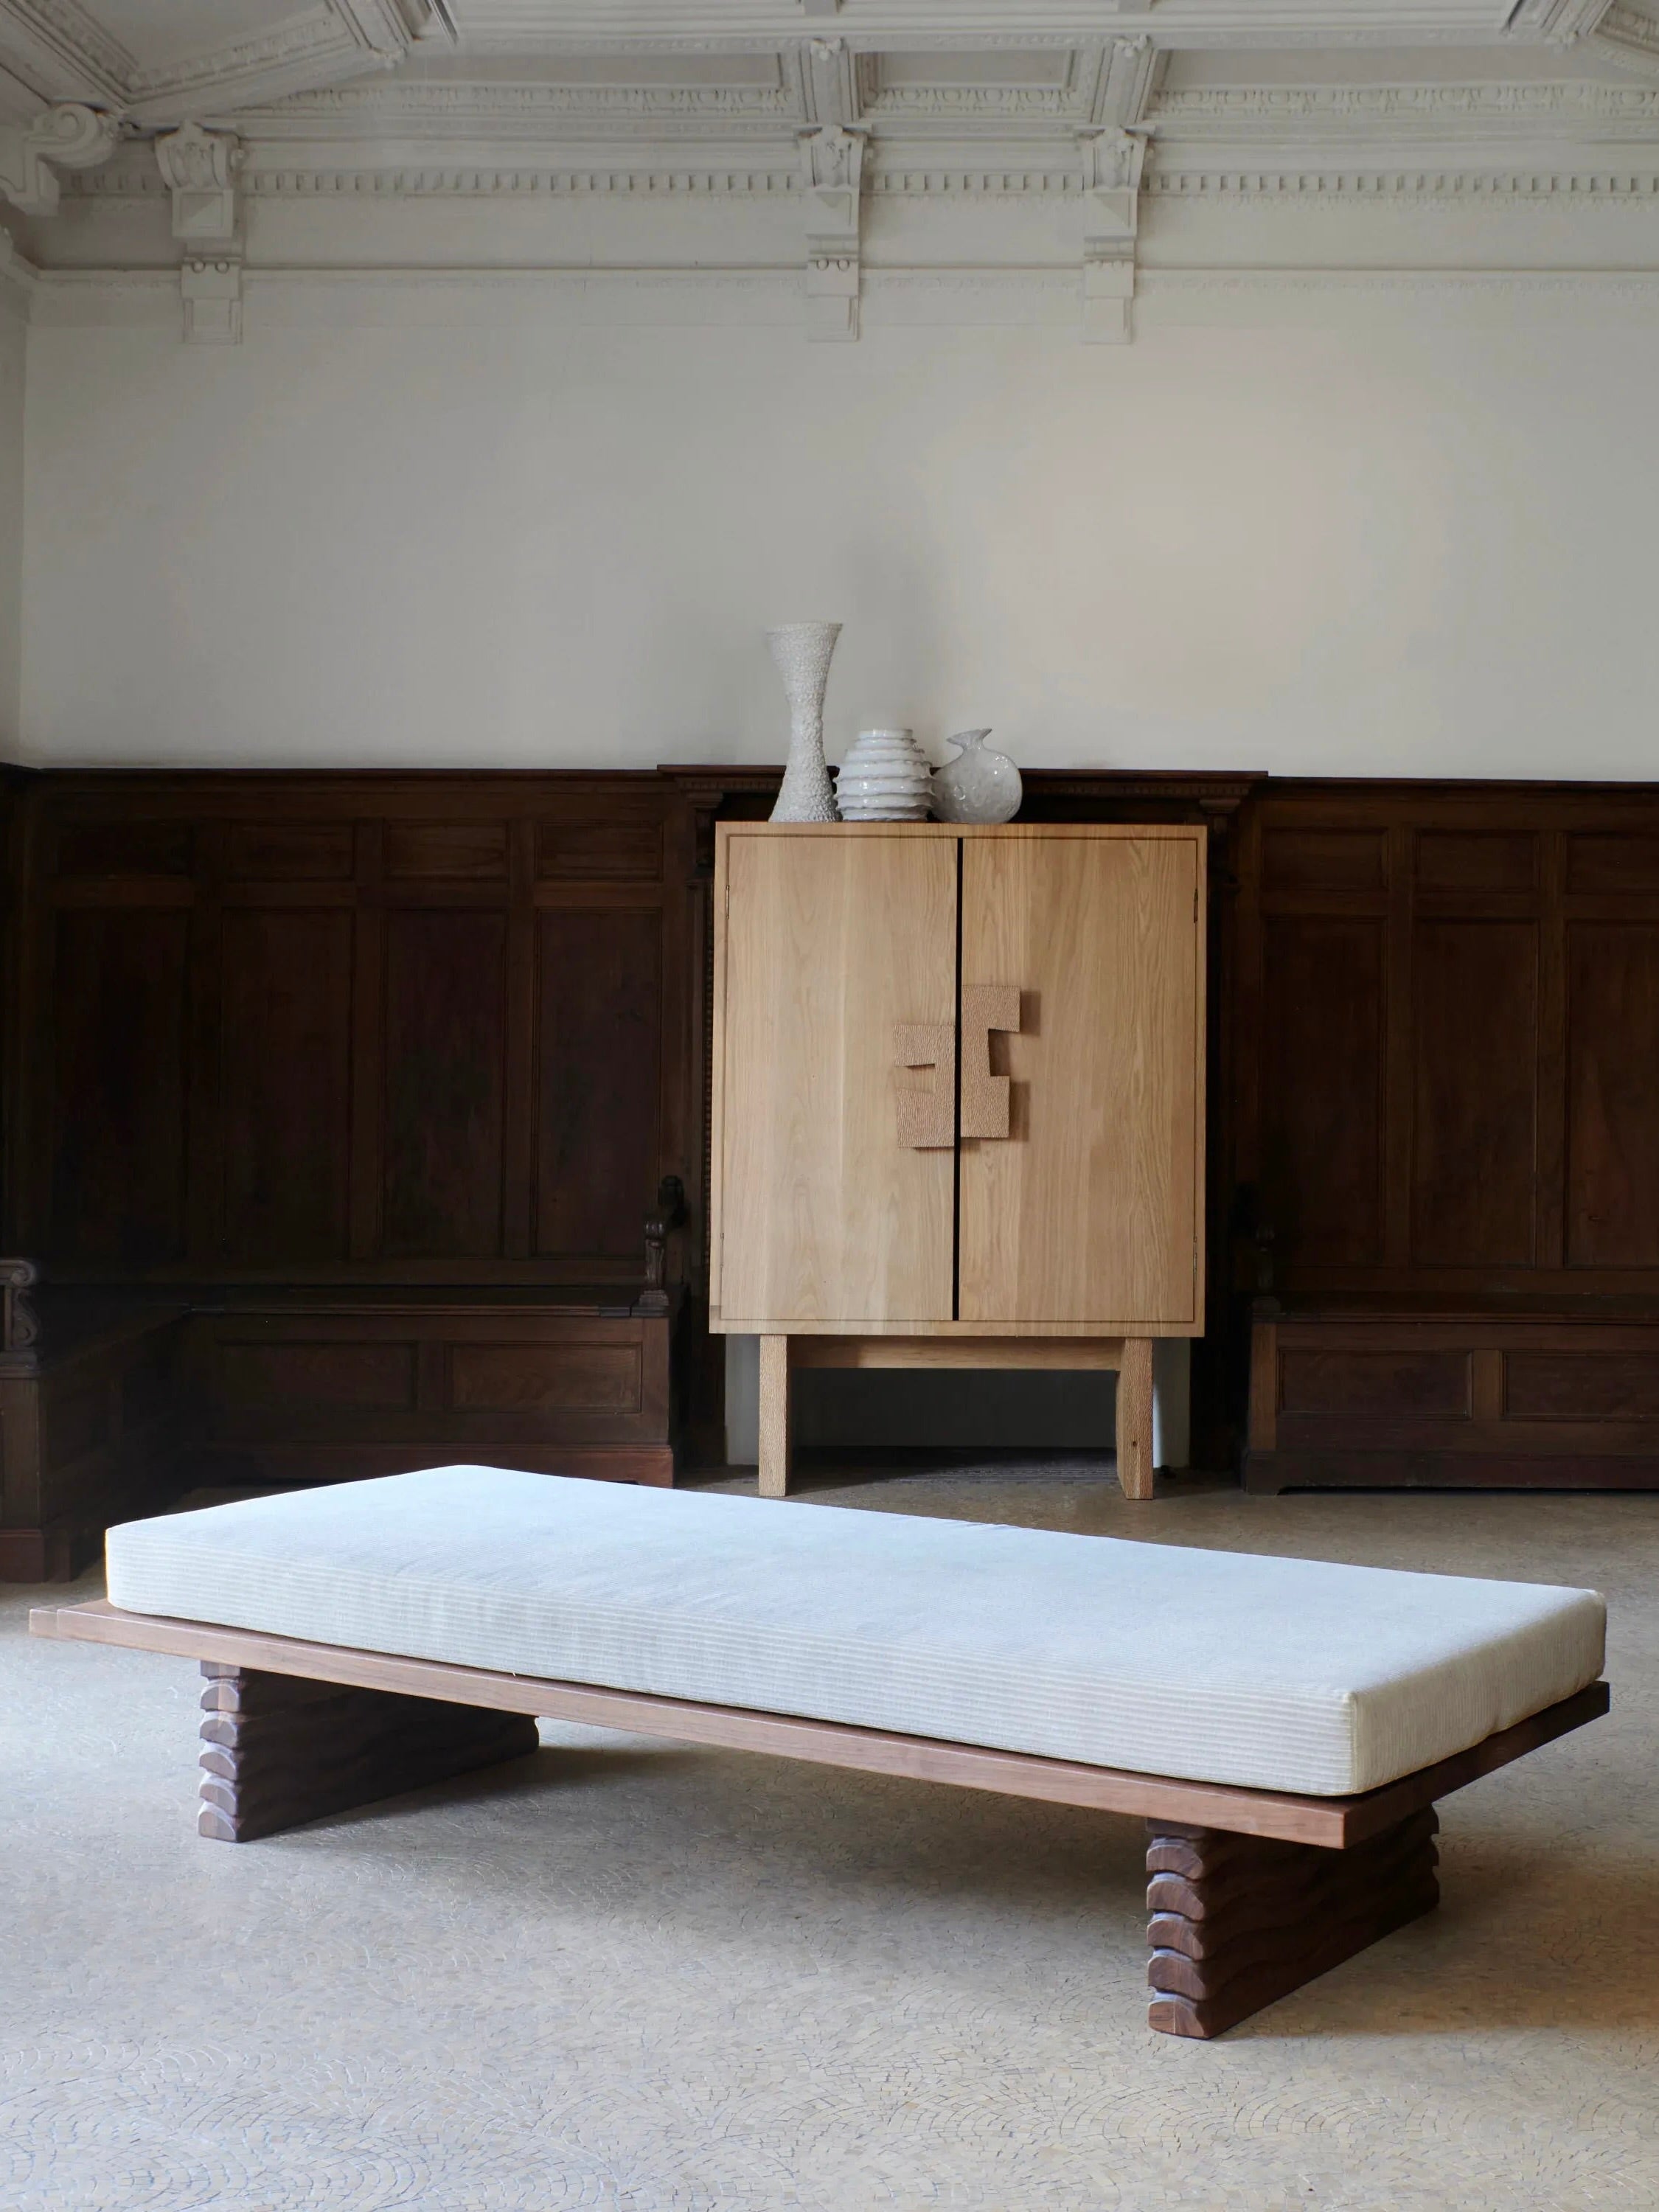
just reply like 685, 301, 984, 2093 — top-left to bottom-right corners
13, 779, 694, 1289
1237, 787, 1659, 1491
10, 765, 1659, 1540
1236, 790, 1659, 1301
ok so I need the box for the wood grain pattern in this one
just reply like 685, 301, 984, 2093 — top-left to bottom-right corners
1411, 921, 1538, 1267
1247, 1303, 1659, 1490
220, 908, 355, 1265
714, 830, 956, 1327
758, 1332, 790, 1500
537, 907, 664, 1262
957, 832, 1203, 1329
789, 1335, 1125, 1371
49, 909, 191, 1267
31, 1602, 1608, 1852
195, 1663, 539, 1843
382, 908, 508, 1259
1146, 1810, 1440, 2038
1565, 924, 1659, 1267
1259, 917, 1386, 1267
1116, 1335, 1155, 1500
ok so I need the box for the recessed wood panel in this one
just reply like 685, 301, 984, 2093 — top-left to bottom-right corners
215, 1342, 417, 1409
449, 1343, 641, 1413
537, 819, 661, 880
44, 1380, 111, 1471
1566, 835, 1659, 895
538, 908, 663, 1261
220, 910, 355, 1264
1566, 923, 1659, 1266
1279, 1350, 1470, 1419
1411, 922, 1537, 1267
382, 911, 508, 1258
957, 833, 1202, 1327
385, 822, 509, 881
56, 821, 192, 878
50, 909, 189, 1265
1415, 832, 1536, 894
1506, 1352, 1659, 1422
224, 823, 354, 882
1261, 830, 1385, 894
1260, 919, 1384, 1265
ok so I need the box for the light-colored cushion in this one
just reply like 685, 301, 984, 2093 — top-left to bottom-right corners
105, 1467, 1606, 1798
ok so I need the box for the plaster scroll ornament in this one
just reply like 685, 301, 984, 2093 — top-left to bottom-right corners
767, 623, 843, 823
836, 729, 933, 821
0, 103, 119, 218
930, 731, 1023, 825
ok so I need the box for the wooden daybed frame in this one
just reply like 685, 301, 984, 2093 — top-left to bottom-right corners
31, 1599, 1607, 2040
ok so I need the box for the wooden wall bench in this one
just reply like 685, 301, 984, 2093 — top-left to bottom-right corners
0, 1267, 187, 1580
32, 1596, 1607, 2041
1247, 1299, 1659, 1492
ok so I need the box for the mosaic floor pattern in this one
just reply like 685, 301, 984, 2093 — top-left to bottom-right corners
4, 1467, 1655, 2210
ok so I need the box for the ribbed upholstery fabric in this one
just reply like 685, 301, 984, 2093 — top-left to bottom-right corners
105, 1467, 1606, 1797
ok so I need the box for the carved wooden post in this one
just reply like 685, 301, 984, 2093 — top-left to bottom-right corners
1147, 1811, 1439, 2038
198, 1665, 540, 1843
0, 1259, 40, 1360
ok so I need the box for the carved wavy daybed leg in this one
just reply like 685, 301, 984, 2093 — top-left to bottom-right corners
197, 1665, 541, 1843
1146, 1809, 1441, 2038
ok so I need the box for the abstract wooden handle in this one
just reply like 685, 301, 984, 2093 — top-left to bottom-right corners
961, 984, 1020, 1141
894, 1022, 956, 1149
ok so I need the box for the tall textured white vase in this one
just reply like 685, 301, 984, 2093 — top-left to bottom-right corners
767, 622, 842, 823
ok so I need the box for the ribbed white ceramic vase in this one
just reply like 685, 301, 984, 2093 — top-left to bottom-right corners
835, 728, 933, 821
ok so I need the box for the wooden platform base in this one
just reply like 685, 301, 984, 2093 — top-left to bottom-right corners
1146, 1809, 1441, 2037
757, 1332, 1157, 1503
30, 1602, 1606, 2038
198, 1663, 540, 1843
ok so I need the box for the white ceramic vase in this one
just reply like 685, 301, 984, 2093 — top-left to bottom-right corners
767, 622, 842, 823
930, 728, 1022, 825
836, 728, 933, 821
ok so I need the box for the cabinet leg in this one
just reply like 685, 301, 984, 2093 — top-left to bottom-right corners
758, 1335, 791, 1500
1117, 1338, 1155, 1501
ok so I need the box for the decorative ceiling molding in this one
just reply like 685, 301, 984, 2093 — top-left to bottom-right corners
1595, 2, 1659, 72
0, 94, 113, 212
1147, 80, 1659, 132
1146, 164, 1659, 196
1506, 0, 1615, 38
0, 1, 437, 133
0, 0, 130, 107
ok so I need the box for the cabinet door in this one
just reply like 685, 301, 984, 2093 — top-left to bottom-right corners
715, 830, 957, 1328
957, 832, 1203, 1329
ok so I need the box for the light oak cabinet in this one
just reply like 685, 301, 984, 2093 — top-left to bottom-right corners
710, 824, 1206, 1498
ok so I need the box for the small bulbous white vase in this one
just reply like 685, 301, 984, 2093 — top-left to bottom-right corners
767, 622, 842, 823
931, 728, 1022, 825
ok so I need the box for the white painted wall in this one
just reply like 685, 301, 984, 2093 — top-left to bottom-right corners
0, 279, 24, 757
18, 285, 1659, 777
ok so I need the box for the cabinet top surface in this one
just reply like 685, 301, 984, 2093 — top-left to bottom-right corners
714, 823, 1206, 841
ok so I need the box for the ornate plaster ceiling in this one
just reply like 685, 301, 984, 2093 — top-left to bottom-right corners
2, 0, 1658, 145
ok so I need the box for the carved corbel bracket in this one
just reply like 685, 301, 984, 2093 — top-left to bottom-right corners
0, 1259, 41, 1376
156, 125, 245, 344
799, 122, 866, 343
0, 104, 119, 219
638, 1175, 688, 1315
1078, 126, 1149, 346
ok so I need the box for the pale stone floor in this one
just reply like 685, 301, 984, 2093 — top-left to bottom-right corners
4, 1461, 1655, 2211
